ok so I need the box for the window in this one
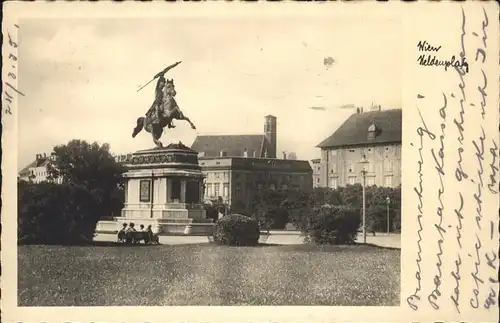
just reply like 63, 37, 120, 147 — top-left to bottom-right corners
214, 183, 220, 197
220, 150, 227, 157
198, 152, 205, 157
348, 176, 356, 185
384, 160, 394, 172
384, 175, 393, 187
330, 178, 338, 189
330, 163, 338, 173
223, 184, 229, 197
235, 185, 241, 197
367, 176, 375, 186
330, 150, 337, 157
243, 149, 248, 157
349, 149, 356, 153
368, 161, 374, 172
368, 123, 377, 140
347, 164, 354, 173
215, 173, 220, 179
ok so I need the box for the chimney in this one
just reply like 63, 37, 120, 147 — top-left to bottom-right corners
356, 107, 360, 114
243, 148, 248, 158
282, 151, 287, 159
35, 154, 40, 160
379, 105, 382, 111
264, 115, 277, 159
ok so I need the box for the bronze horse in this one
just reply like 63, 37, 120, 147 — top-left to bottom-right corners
132, 79, 196, 148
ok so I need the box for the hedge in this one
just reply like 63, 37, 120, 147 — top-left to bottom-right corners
302, 205, 361, 245
212, 214, 260, 246
18, 181, 100, 245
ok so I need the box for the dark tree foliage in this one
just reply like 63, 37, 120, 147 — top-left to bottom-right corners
47, 139, 126, 219
18, 181, 99, 245
247, 184, 401, 235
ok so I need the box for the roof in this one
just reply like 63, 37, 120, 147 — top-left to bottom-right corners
19, 157, 51, 175
317, 108, 402, 148
191, 135, 267, 157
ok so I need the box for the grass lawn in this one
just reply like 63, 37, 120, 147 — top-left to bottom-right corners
18, 243, 400, 306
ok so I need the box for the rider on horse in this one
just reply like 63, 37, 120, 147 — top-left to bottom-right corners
145, 74, 175, 128
132, 62, 196, 148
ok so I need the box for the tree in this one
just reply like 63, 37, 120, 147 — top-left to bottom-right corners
47, 139, 126, 219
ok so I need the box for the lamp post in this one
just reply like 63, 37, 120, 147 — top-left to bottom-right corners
359, 154, 369, 244
386, 196, 390, 235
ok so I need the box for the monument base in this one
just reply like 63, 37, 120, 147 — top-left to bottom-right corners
95, 217, 214, 236
95, 143, 215, 237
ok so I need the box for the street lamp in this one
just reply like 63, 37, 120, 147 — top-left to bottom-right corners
386, 196, 390, 235
359, 153, 369, 243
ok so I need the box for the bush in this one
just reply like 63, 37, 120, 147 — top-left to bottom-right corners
18, 181, 99, 245
303, 205, 360, 245
213, 214, 260, 246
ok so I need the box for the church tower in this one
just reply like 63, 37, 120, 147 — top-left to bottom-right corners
264, 115, 277, 158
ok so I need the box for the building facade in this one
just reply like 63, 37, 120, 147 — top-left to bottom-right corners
190, 115, 312, 213
316, 108, 402, 188
199, 157, 313, 212
18, 153, 62, 184
311, 158, 321, 187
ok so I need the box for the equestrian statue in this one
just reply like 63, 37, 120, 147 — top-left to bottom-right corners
132, 61, 196, 148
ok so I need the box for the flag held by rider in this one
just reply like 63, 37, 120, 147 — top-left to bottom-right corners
137, 61, 182, 92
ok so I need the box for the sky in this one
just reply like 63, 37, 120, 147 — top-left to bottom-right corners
18, 16, 402, 170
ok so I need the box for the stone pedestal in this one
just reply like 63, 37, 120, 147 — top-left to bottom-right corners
95, 143, 214, 236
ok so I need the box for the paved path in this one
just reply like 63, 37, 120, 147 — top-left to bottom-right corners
94, 232, 400, 249
355, 233, 401, 249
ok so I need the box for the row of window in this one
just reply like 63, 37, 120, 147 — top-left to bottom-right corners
205, 172, 306, 183
328, 175, 394, 188
199, 150, 260, 158
205, 183, 229, 198
326, 160, 395, 173
204, 182, 295, 199
31, 171, 48, 177
205, 172, 229, 180
326, 146, 396, 158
